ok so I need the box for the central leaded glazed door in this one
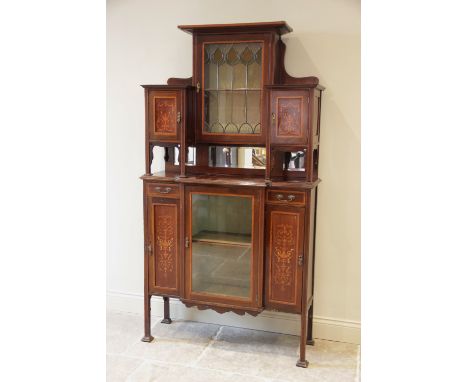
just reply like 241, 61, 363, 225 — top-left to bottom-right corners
184, 186, 264, 309
194, 33, 274, 145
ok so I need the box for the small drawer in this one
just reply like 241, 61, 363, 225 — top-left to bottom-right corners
146, 183, 179, 198
267, 189, 305, 206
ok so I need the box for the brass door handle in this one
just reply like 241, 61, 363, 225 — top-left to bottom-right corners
272, 112, 276, 121
155, 187, 172, 194
177, 111, 181, 124
185, 237, 190, 248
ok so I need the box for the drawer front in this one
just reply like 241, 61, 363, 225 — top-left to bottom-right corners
267, 189, 305, 206
146, 183, 179, 198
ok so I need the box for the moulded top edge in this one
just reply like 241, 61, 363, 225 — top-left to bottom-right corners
140, 174, 321, 189
141, 84, 194, 89
178, 21, 292, 36
265, 83, 325, 90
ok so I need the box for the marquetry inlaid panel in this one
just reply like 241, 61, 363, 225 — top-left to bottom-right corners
266, 208, 304, 313
151, 202, 178, 292
270, 90, 309, 145
147, 90, 180, 142
154, 97, 177, 135
277, 97, 302, 137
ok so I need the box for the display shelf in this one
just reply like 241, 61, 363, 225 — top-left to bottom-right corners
192, 230, 252, 247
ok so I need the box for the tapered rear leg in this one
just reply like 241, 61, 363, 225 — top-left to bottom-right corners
306, 304, 315, 345
160, 296, 172, 324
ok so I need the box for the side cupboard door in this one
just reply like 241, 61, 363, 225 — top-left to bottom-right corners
265, 205, 305, 313
147, 197, 181, 296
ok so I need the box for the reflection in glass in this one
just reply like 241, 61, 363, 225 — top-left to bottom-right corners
286, 151, 306, 171
173, 146, 196, 166
203, 42, 262, 134
191, 194, 252, 298
208, 147, 266, 169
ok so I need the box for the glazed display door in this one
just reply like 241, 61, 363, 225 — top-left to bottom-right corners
194, 33, 274, 145
185, 186, 263, 309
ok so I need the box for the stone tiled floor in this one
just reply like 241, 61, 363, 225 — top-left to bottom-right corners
107, 311, 360, 382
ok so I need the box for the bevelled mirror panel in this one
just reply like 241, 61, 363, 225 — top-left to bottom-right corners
208, 146, 266, 169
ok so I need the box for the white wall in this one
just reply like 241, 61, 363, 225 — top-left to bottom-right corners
107, 0, 360, 343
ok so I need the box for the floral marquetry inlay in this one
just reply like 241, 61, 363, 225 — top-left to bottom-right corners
154, 97, 176, 134
277, 97, 302, 136
152, 203, 178, 291
268, 209, 302, 308
272, 223, 296, 290
156, 215, 175, 274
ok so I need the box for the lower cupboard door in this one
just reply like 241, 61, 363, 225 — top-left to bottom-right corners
265, 206, 304, 313
148, 197, 180, 295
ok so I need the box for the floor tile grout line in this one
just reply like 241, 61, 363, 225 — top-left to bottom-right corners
124, 359, 150, 382
190, 325, 224, 366
126, 357, 285, 381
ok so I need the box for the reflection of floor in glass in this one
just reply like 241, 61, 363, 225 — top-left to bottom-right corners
192, 242, 251, 298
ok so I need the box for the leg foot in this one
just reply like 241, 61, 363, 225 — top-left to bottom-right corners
141, 335, 154, 343
160, 317, 172, 324
296, 359, 309, 368
306, 339, 315, 346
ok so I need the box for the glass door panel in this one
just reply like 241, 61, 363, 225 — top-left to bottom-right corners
203, 42, 263, 135
191, 193, 253, 299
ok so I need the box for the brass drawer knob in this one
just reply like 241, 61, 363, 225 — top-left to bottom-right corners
155, 187, 172, 194
275, 194, 284, 200
287, 194, 296, 201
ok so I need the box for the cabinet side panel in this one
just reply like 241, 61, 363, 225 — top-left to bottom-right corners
307, 189, 316, 303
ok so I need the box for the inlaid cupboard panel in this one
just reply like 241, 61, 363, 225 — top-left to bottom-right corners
147, 197, 181, 296
270, 89, 309, 145
265, 205, 305, 313
147, 90, 181, 142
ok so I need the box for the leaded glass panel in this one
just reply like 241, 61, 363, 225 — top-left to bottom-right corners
203, 42, 262, 135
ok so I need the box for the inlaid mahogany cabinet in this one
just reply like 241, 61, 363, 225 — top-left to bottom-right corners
140, 21, 324, 368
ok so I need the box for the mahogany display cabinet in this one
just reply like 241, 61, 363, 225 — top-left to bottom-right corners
140, 21, 324, 368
